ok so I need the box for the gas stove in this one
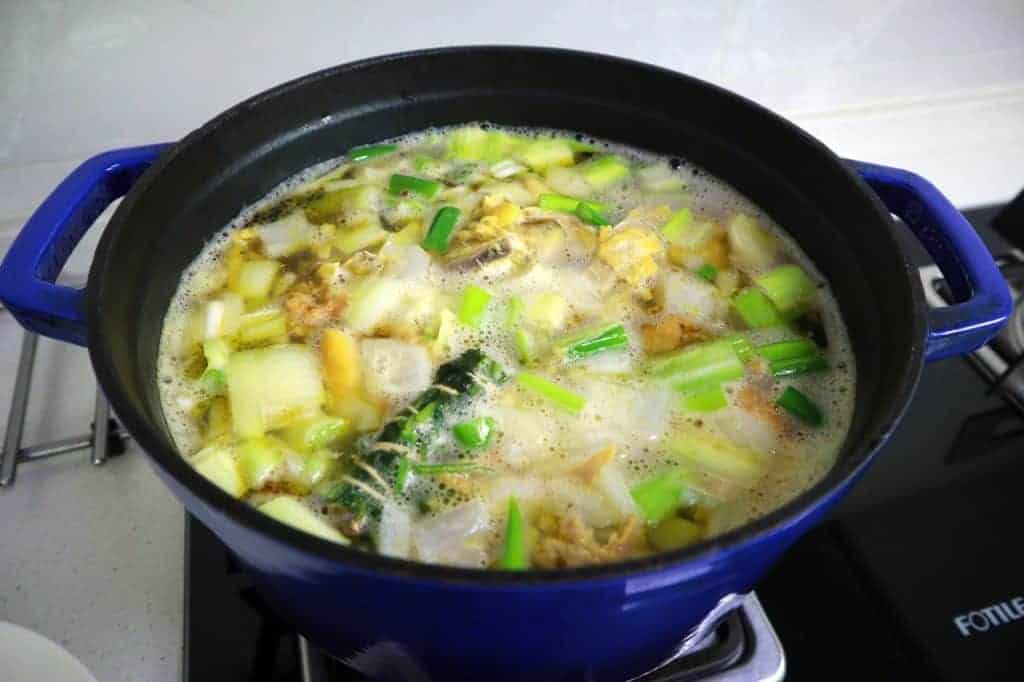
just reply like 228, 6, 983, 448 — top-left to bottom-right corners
3, 197, 1021, 682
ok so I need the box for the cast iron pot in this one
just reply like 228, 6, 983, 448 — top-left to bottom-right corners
0, 47, 1011, 681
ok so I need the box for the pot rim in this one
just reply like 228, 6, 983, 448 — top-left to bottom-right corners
88, 45, 926, 588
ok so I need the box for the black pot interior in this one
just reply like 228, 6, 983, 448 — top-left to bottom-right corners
89, 47, 923, 578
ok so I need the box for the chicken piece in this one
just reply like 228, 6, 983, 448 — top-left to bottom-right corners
572, 445, 616, 485
640, 314, 710, 354
283, 290, 346, 338
520, 207, 598, 262
533, 513, 649, 569
735, 385, 789, 435
597, 227, 664, 293
619, 205, 672, 231
341, 250, 383, 278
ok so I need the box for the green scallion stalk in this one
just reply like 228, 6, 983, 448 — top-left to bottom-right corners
770, 354, 828, 377
776, 386, 824, 426
756, 339, 818, 363
410, 461, 490, 475
499, 497, 528, 570
516, 372, 586, 414
631, 470, 688, 523
348, 143, 397, 162
395, 456, 412, 493
421, 206, 461, 253
537, 193, 579, 213
574, 201, 610, 226
661, 208, 693, 242
452, 416, 497, 450
200, 368, 226, 395
755, 264, 817, 313
681, 386, 728, 412
578, 155, 630, 188
650, 339, 745, 393
514, 328, 536, 364
537, 193, 609, 217
728, 335, 756, 363
388, 173, 442, 200
733, 288, 785, 328
556, 322, 629, 361
695, 264, 718, 283
505, 296, 524, 328
458, 285, 492, 328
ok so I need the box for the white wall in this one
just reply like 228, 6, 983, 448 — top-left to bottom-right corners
1, 0, 1022, 245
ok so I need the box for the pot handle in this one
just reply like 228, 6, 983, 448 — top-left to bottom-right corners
0, 144, 172, 346
849, 160, 1012, 362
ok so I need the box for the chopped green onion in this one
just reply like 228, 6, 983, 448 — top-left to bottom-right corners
388, 174, 441, 200
756, 338, 828, 377
514, 329, 536, 364
395, 456, 411, 493
452, 416, 497, 450
499, 497, 528, 570
770, 354, 828, 377
631, 470, 688, 523
578, 155, 630, 188
669, 423, 765, 480
411, 461, 490, 475
661, 208, 693, 242
556, 322, 628, 361
203, 338, 232, 370
348, 143, 397, 162
733, 288, 785, 328
280, 415, 350, 452
574, 201, 610, 226
537, 193, 578, 213
200, 368, 226, 395
458, 285, 492, 328
537, 193, 608, 216
776, 386, 824, 426
756, 339, 818, 363
516, 373, 586, 414
421, 206, 461, 253
755, 265, 817, 314
650, 339, 745, 393
728, 335, 756, 363
695, 264, 718, 283
517, 139, 574, 171
505, 296, 524, 328
681, 386, 727, 412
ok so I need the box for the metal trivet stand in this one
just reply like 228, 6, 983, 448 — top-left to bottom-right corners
0, 328, 129, 487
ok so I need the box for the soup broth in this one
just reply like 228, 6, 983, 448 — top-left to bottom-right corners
158, 124, 855, 569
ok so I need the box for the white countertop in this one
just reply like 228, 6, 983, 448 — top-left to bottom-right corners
0, 2, 1021, 681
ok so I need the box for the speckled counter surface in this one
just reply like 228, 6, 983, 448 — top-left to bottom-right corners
0, 315, 184, 682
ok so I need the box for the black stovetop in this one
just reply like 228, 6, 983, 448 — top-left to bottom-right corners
184, 199, 1024, 682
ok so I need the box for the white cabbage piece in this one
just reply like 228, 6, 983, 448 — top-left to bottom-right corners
255, 211, 318, 258
661, 270, 728, 327
378, 503, 413, 560
380, 242, 432, 281
412, 500, 491, 567
359, 338, 432, 404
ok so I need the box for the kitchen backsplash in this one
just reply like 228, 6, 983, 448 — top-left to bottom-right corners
1, 0, 1021, 248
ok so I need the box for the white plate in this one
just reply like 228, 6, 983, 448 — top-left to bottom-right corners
0, 622, 98, 682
